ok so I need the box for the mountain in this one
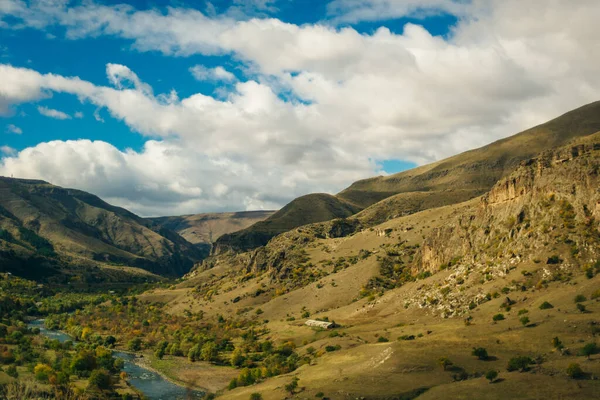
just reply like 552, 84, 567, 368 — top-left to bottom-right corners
147, 210, 275, 252
212, 193, 360, 253
215, 101, 600, 253
143, 130, 600, 399
0, 177, 203, 283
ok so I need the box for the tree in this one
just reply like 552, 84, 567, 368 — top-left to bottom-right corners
34, 364, 53, 382
284, 377, 299, 395
88, 369, 111, 390
6, 365, 18, 378
574, 294, 587, 303
231, 348, 245, 368
250, 393, 263, 400
493, 314, 505, 321
520, 316, 530, 326
201, 341, 219, 362
577, 303, 587, 313
438, 357, 453, 371
539, 301, 554, 310
127, 338, 142, 352
472, 347, 488, 360
580, 343, 598, 360
485, 370, 498, 383
552, 337, 564, 350
507, 356, 533, 372
566, 363, 584, 379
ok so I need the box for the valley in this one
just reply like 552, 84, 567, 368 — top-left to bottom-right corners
1, 103, 600, 399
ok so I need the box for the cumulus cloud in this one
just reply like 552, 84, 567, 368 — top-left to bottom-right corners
0, 1, 599, 214
190, 65, 237, 82
5, 124, 22, 134
37, 105, 71, 119
74, 111, 84, 118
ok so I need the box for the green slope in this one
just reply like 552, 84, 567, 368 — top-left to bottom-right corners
0, 177, 203, 282
213, 193, 360, 253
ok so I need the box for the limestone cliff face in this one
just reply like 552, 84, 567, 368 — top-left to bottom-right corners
415, 133, 600, 276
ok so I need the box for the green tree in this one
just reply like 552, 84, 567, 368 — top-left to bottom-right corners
577, 303, 587, 313
6, 365, 18, 378
231, 348, 245, 368
201, 342, 219, 362
485, 370, 498, 383
127, 338, 142, 352
566, 363, 584, 379
580, 343, 598, 360
552, 337, 564, 350
284, 377, 299, 395
507, 356, 533, 372
574, 294, 587, 303
492, 314, 505, 321
250, 393, 263, 400
539, 301, 554, 310
472, 347, 488, 360
520, 316, 530, 326
88, 369, 111, 390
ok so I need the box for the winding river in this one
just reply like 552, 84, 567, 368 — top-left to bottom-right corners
28, 320, 204, 400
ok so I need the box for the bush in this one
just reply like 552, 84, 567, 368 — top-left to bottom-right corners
34, 363, 53, 382
493, 314, 505, 321
539, 301, 554, 310
284, 377, 299, 395
438, 357, 453, 371
577, 303, 587, 313
6, 365, 18, 378
89, 369, 111, 390
566, 363, 584, 379
250, 393, 263, 400
377, 336, 389, 343
506, 356, 533, 372
472, 347, 488, 360
520, 316, 530, 326
552, 337, 564, 350
127, 338, 142, 352
485, 369, 498, 383
547, 255, 562, 264
325, 345, 341, 352
574, 294, 587, 303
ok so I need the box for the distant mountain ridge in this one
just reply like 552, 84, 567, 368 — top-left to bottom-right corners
147, 210, 275, 252
214, 100, 600, 253
0, 177, 203, 282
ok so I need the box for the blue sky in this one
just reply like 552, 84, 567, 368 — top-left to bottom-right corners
1, 0, 452, 164
0, 1, 597, 215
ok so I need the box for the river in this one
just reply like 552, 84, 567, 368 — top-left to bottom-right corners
28, 320, 205, 400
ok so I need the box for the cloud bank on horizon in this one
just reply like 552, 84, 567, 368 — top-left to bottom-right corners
0, 0, 599, 216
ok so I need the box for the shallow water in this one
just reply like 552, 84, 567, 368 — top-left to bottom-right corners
29, 319, 204, 400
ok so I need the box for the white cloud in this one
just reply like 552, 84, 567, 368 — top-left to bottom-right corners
326, 0, 469, 23
190, 65, 237, 82
5, 124, 22, 134
0, 1, 600, 214
74, 111, 84, 118
37, 105, 71, 120
0, 145, 16, 155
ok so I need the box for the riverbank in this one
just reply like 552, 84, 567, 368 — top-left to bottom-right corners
137, 354, 238, 394
131, 353, 209, 394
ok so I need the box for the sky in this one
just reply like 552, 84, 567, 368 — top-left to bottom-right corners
0, 1, 599, 217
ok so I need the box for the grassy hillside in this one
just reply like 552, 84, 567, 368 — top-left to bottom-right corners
0, 177, 203, 283
213, 193, 360, 253
125, 132, 600, 399
339, 100, 600, 207
214, 101, 600, 253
